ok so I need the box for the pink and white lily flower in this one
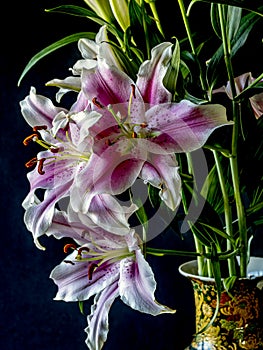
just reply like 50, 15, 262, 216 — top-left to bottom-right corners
48, 206, 175, 350
213, 72, 263, 119
46, 25, 129, 102
20, 87, 135, 248
71, 42, 232, 213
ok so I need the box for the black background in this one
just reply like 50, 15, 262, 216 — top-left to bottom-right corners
1, 1, 262, 349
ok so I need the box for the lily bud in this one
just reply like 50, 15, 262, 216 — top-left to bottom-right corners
109, 0, 130, 32
82, 0, 115, 23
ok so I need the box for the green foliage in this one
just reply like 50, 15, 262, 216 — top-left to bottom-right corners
17, 32, 96, 86
207, 8, 261, 91
188, 0, 263, 16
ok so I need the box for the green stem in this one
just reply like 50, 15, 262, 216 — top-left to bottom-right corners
146, 247, 200, 257
205, 246, 213, 277
218, 4, 248, 277
146, 247, 239, 259
212, 150, 236, 276
185, 152, 205, 275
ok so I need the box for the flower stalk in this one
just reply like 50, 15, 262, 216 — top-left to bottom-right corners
212, 150, 236, 276
218, 3, 248, 277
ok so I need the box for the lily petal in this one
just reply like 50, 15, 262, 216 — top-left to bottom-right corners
85, 282, 119, 350
250, 92, 263, 119
50, 253, 120, 301
71, 149, 145, 213
141, 153, 181, 211
119, 250, 176, 315
20, 86, 67, 128
23, 183, 71, 249
87, 194, 138, 235
81, 59, 139, 106
146, 100, 232, 153
136, 42, 173, 104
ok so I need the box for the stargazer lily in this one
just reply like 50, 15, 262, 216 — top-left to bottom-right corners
213, 72, 263, 119
20, 87, 135, 248
48, 205, 175, 350
46, 25, 133, 102
70, 42, 233, 213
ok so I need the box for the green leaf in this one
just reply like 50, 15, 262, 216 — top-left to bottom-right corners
46, 5, 124, 41
148, 184, 161, 209
231, 9, 262, 55
200, 222, 237, 246
207, 9, 261, 90
226, 6, 242, 43
223, 275, 238, 295
134, 200, 149, 233
78, 301, 85, 315
163, 38, 180, 98
45, 5, 101, 18
17, 32, 96, 86
191, 222, 220, 247
210, 3, 221, 39
188, 0, 263, 16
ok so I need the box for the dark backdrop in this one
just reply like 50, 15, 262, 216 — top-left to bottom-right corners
1, 1, 262, 350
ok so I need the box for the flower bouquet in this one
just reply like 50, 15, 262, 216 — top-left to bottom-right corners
18, 0, 263, 349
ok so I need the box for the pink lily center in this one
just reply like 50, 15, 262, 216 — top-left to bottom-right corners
93, 84, 161, 144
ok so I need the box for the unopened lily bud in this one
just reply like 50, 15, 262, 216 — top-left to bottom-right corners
82, 0, 114, 23
109, 0, 130, 32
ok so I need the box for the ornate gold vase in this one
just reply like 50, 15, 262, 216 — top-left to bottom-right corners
179, 257, 263, 350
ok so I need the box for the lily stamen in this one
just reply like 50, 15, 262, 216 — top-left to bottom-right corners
37, 158, 46, 175
23, 133, 39, 146
140, 122, 148, 128
50, 147, 60, 153
76, 247, 90, 259
92, 97, 104, 109
131, 84, 136, 99
33, 125, 48, 131
88, 263, 98, 280
25, 157, 38, 168
63, 243, 77, 253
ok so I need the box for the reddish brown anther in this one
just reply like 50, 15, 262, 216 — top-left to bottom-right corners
131, 84, 136, 98
63, 122, 70, 132
92, 97, 104, 109
50, 147, 60, 153
37, 158, 46, 175
77, 247, 90, 255
105, 139, 114, 146
132, 131, 138, 138
32, 125, 48, 131
63, 243, 77, 253
88, 263, 98, 280
140, 122, 148, 128
25, 157, 38, 168
23, 133, 39, 146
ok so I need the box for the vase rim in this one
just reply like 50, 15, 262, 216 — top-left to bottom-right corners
178, 256, 263, 282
